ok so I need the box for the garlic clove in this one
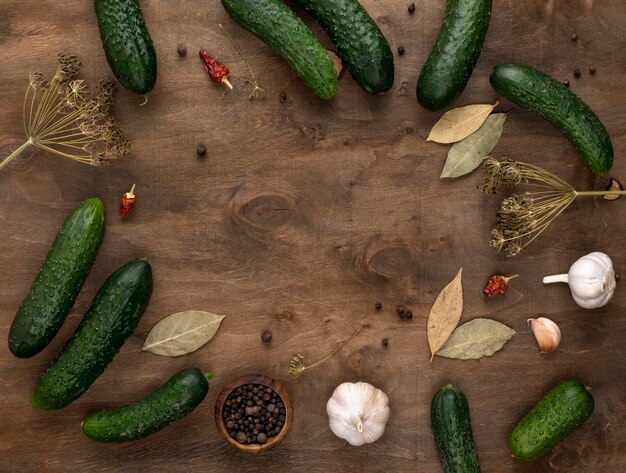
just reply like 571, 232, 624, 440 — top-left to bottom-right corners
528, 317, 561, 353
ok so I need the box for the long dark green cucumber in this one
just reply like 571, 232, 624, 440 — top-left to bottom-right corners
31, 259, 153, 410
82, 368, 210, 442
490, 63, 613, 174
417, 0, 492, 111
94, 0, 157, 95
431, 384, 481, 473
509, 380, 594, 461
291, 0, 393, 94
9, 198, 105, 359
221, 0, 337, 99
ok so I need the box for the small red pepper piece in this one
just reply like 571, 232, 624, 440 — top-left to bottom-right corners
483, 274, 518, 297
119, 184, 136, 220
199, 49, 233, 89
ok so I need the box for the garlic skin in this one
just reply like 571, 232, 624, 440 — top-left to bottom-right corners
543, 252, 617, 309
326, 382, 390, 446
528, 317, 561, 353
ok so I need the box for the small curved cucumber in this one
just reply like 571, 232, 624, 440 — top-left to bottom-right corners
221, 0, 337, 99
431, 384, 481, 473
9, 198, 105, 358
291, 0, 394, 94
509, 380, 594, 461
417, 0, 492, 111
490, 63, 613, 174
94, 0, 157, 95
31, 259, 153, 410
82, 368, 210, 442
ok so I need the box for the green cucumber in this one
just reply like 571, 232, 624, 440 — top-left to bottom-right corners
9, 198, 105, 359
94, 0, 157, 95
291, 0, 393, 94
221, 0, 337, 99
82, 368, 210, 442
490, 63, 613, 174
431, 384, 481, 473
509, 380, 594, 462
31, 259, 153, 410
417, 0, 492, 111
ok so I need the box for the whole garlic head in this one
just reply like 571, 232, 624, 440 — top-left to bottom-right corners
543, 252, 617, 309
326, 382, 390, 446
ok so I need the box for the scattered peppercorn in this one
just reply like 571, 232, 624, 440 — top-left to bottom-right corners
405, 310, 413, 320
382, 337, 389, 347
483, 274, 518, 297
574, 68, 581, 78
197, 144, 206, 157
571, 33, 577, 41
396, 304, 404, 315
177, 45, 187, 57
279, 92, 287, 103
261, 330, 272, 343
397, 46, 405, 56
223, 384, 285, 445
562, 80, 570, 88
375, 302, 382, 311
589, 66, 596, 75
408, 3, 415, 14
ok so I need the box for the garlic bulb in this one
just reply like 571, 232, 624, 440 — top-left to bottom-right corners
543, 252, 617, 309
528, 317, 561, 353
326, 382, 390, 446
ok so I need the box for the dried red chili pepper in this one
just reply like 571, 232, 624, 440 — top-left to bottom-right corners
119, 184, 136, 220
199, 49, 233, 89
483, 274, 518, 297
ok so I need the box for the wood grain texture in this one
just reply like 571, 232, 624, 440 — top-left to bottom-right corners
0, 0, 625, 471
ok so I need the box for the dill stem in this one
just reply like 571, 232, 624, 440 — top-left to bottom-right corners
0, 140, 32, 171
575, 190, 626, 197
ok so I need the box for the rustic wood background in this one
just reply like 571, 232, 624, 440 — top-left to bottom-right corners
1, 0, 625, 471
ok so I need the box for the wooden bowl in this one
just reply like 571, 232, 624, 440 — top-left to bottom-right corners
214, 374, 293, 453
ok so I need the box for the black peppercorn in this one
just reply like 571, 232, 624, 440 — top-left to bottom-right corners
396, 304, 404, 315
375, 302, 382, 311
197, 144, 206, 157
571, 33, 577, 41
589, 66, 596, 75
405, 310, 413, 320
397, 46, 405, 56
574, 68, 581, 78
382, 337, 389, 347
408, 3, 415, 14
279, 92, 287, 103
177, 44, 187, 57
261, 330, 272, 343
562, 80, 570, 88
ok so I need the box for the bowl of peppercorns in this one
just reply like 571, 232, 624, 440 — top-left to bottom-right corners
215, 374, 292, 453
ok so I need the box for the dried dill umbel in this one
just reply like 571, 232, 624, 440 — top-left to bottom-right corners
481, 157, 626, 256
0, 54, 130, 172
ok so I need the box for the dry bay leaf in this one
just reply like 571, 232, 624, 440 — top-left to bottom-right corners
142, 310, 225, 357
440, 113, 507, 178
427, 102, 498, 144
427, 268, 463, 362
436, 318, 515, 360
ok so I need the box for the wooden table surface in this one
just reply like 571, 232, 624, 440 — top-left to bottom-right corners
1, 0, 625, 472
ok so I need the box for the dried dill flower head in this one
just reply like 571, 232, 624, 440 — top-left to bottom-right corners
0, 53, 130, 172
481, 157, 625, 256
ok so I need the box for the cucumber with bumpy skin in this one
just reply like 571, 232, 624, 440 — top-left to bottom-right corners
9, 198, 105, 358
509, 380, 594, 462
82, 368, 210, 442
490, 63, 613, 174
431, 384, 481, 473
291, 0, 394, 94
31, 259, 153, 410
417, 0, 492, 111
94, 0, 157, 95
221, 0, 337, 99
